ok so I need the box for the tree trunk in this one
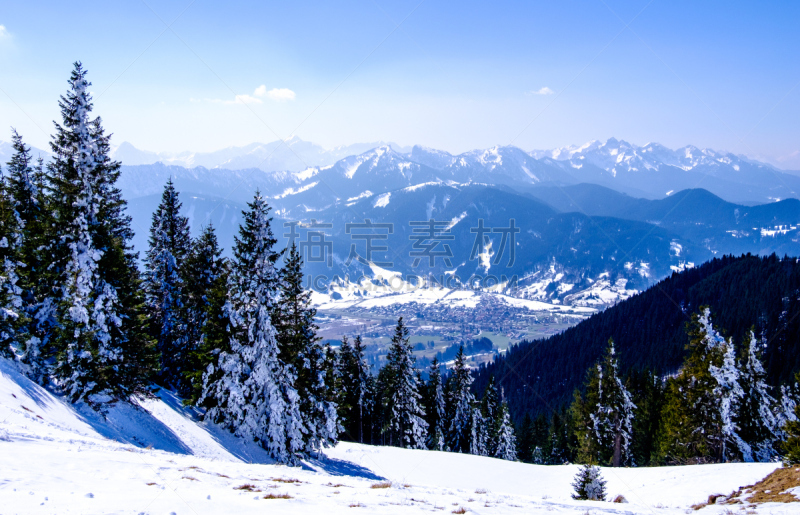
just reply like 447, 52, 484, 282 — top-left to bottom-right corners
612, 417, 622, 467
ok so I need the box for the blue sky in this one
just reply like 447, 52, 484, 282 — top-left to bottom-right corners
1, 0, 799, 167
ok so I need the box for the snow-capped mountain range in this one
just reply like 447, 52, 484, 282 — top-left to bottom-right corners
112, 137, 800, 207
110, 136, 411, 172
6, 136, 800, 310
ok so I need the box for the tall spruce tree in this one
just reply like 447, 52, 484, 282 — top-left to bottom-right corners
481, 376, 500, 455
446, 345, 474, 453
424, 357, 446, 451
200, 192, 303, 464
340, 335, 371, 443
0, 171, 23, 360
735, 331, 779, 462
145, 179, 191, 391
47, 62, 156, 404
657, 308, 744, 463
382, 317, 428, 449
4, 130, 48, 378
273, 243, 338, 453
183, 224, 229, 405
627, 369, 664, 467
494, 398, 518, 461
469, 407, 488, 456
572, 339, 635, 467
782, 372, 800, 465
516, 414, 534, 463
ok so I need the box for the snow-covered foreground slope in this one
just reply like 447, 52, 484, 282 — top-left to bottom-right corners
0, 358, 790, 514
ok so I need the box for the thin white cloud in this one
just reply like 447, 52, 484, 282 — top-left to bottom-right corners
201, 85, 295, 105
0, 25, 11, 40
254, 85, 296, 102
528, 87, 554, 95
229, 94, 262, 105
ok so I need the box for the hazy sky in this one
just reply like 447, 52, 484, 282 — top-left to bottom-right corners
1, 0, 799, 167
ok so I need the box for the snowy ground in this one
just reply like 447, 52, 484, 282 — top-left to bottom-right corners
0, 358, 794, 515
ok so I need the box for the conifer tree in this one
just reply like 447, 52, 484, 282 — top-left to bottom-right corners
494, 399, 518, 461
200, 192, 303, 464
323, 340, 343, 423
382, 317, 428, 449
4, 130, 48, 377
424, 357, 446, 451
627, 369, 664, 467
340, 335, 371, 443
273, 243, 338, 452
0, 173, 23, 360
47, 62, 156, 404
735, 331, 779, 462
446, 345, 474, 453
657, 308, 744, 463
183, 224, 229, 405
481, 376, 500, 455
572, 339, 635, 466
547, 408, 570, 464
469, 407, 487, 456
782, 373, 800, 465
571, 464, 606, 501
516, 414, 534, 463
145, 179, 192, 391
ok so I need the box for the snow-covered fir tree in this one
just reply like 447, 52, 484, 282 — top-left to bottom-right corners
273, 243, 338, 454
382, 317, 428, 449
734, 331, 779, 462
481, 376, 500, 455
47, 62, 156, 405
469, 407, 488, 456
573, 339, 635, 467
340, 335, 371, 443
708, 325, 744, 463
3, 130, 48, 379
657, 308, 745, 463
424, 357, 446, 451
446, 345, 475, 453
777, 381, 798, 442
0, 174, 24, 360
571, 464, 606, 501
144, 179, 192, 392
494, 399, 518, 461
183, 224, 229, 405
200, 192, 303, 464
783, 372, 800, 465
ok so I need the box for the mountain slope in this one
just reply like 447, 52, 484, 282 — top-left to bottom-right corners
474, 254, 800, 420
0, 357, 781, 514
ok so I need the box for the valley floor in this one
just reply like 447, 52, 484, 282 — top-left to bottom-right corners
0, 359, 795, 515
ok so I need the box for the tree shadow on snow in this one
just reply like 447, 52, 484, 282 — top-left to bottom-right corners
305, 455, 385, 481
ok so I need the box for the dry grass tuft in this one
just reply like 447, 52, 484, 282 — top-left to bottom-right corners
182, 476, 198, 481
371, 481, 392, 489
475, 488, 488, 494
271, 477, 303, 483
613, 495, 627, 503
216, 473, 230, 478
452, 507, 468, 514
693, 467, 800, 509
234, 483, 261, 492
263, 492, 293, 499
145, 482, 157, 486
327, 483, 349, 488
349, 503, 365, 508
739, 467, 800, 504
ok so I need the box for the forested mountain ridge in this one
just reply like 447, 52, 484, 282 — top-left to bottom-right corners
474, 254, 800, 421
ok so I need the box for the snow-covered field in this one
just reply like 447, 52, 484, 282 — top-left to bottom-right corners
0, 358, 792, 514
